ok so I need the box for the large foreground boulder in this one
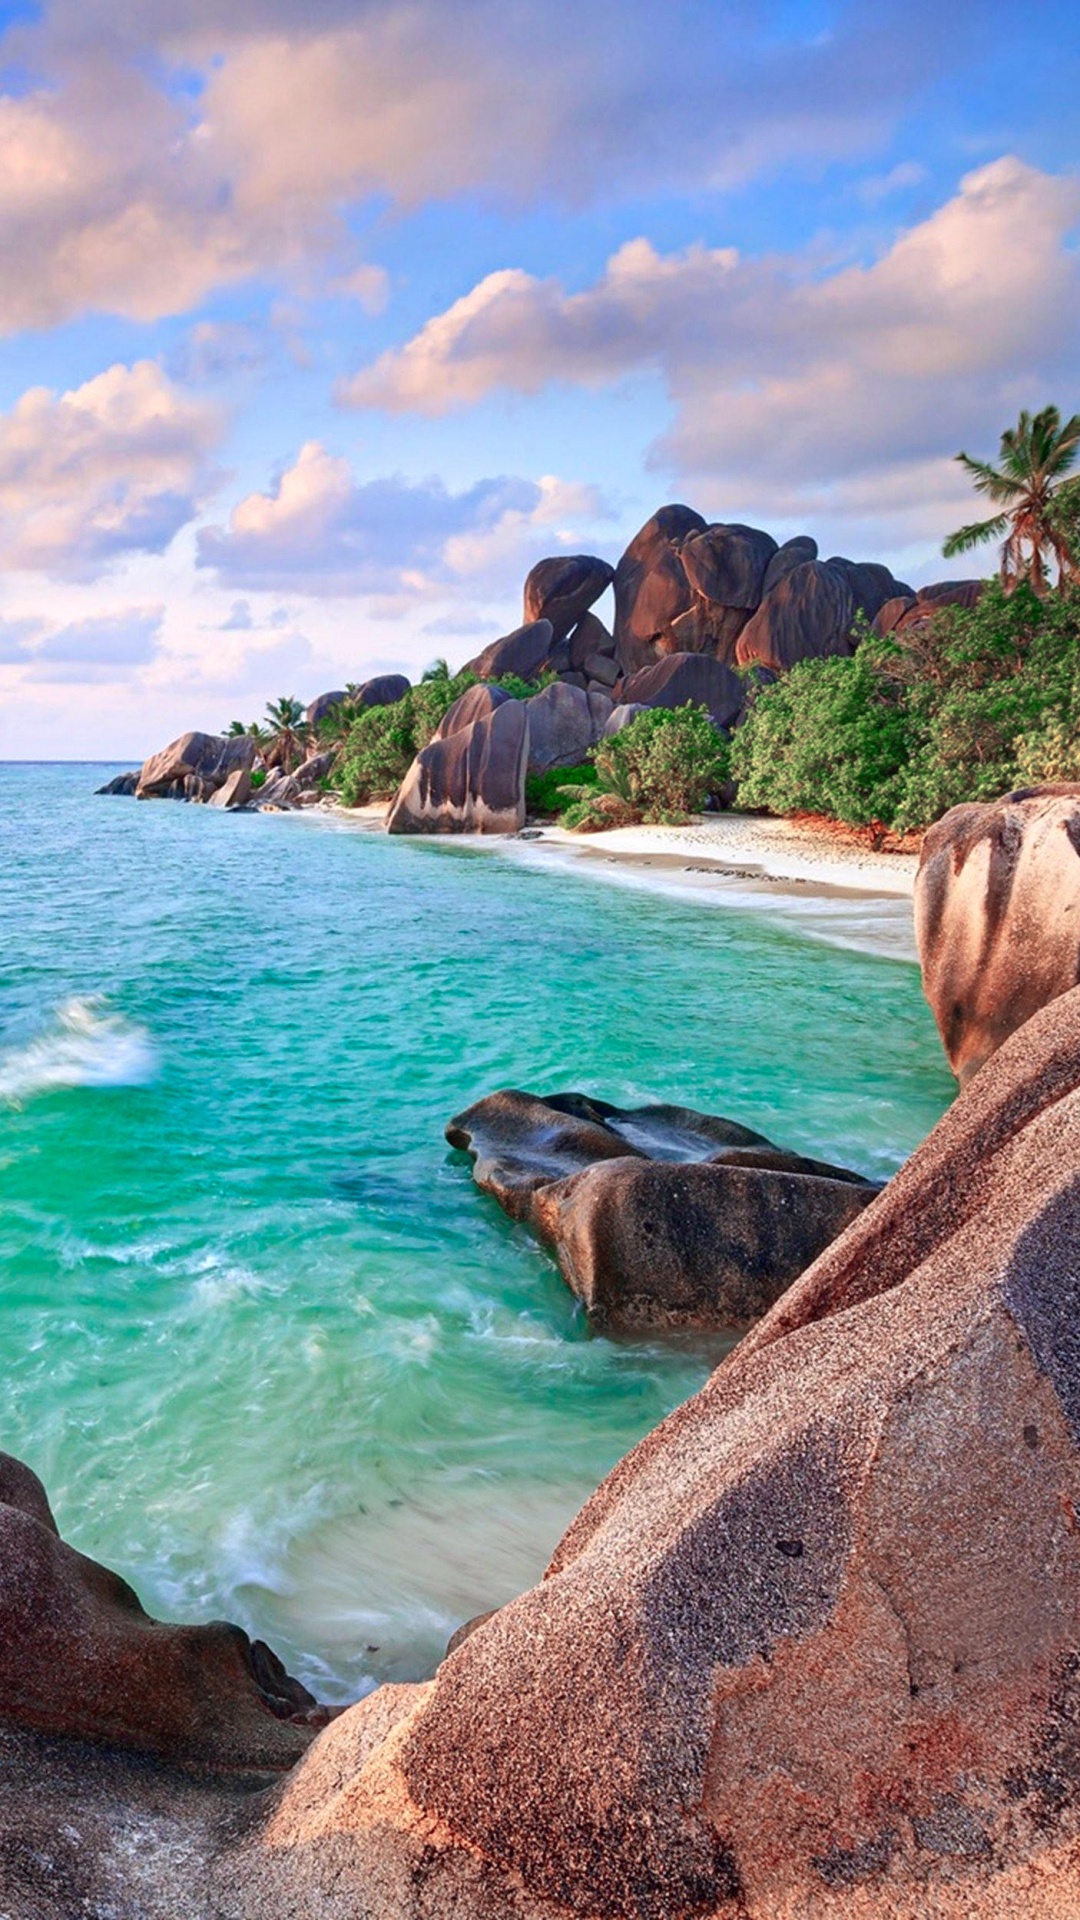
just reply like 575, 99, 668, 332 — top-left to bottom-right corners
234, 987, 1080, 1916
523, 555, 614, 640
387, 696, 528, 834
915, 784, 1080, 1085
447, 1089, 873, 1330
136, 732, 257, 801
0, 1453, 326, 1774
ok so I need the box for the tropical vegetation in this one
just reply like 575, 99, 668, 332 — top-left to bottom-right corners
943, 405, 1080, 591
558, 704, 730, 830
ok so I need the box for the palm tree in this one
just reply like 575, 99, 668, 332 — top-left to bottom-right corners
943, 406, 1080, 593
421, 656, 451, 683
264, 696, 308, 772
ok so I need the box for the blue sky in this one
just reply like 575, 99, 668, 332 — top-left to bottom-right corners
0, 0, 1076, 756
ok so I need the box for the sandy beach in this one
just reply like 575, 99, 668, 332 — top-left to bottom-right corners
331, 805, 922, 964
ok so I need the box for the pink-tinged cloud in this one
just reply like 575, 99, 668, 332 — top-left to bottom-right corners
196, 441, 611, 597
341, 159, 1080, 535
0, 361, 221, 579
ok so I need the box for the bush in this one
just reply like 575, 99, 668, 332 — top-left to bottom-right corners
560, 704, 730, 831
729, 583, 1080, 832
525, 763, 597, 815
336, 672, 477, 804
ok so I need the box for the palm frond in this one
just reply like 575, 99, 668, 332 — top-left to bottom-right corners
954, 452, 1023, 501
942, 513, 1009, 558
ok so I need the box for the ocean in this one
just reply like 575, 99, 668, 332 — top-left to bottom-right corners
0, 763, 953, 1701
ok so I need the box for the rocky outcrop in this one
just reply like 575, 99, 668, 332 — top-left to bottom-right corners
525, 682, 604, 772
95, 770, 139, 795
736, 559, 857, 672
915, 784, 1080, 1084
136, 732, 257, 801
612, 505, 707, 676
387, 696, 528, 835
293, 749, 336, 790
874, 578, 984, 636
620, 651, 745, 730
568, 609, 616, 673
446, 1089, 873, 1330
523, 555, 614, 640
306, 689, 348, 728
463, 620, 554, 684
227, 987, 1080, 1917
0, 1453, 326, 1774
307, 677, 411, 729
603, 700, 647, 736
208, 766, 253, 809
432, 682, 512, 739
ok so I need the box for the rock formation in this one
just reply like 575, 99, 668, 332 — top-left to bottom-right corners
874, 578, 984, 637
95, 770, 139, 795
447, 1089, 874, 1330
307, 677, 411, 730
620, 651, 745, 731
208, 766, 253, 809
463, 620, 554, 684
735, 559, 857, 673
136, 732, 257, 801
387, 694, 528, 834
524, 682, 605, 773
612, 504, 708, 675
915, 784, 1080, 1084
0, 1453, 327, 1774
523, 554, 614, 641
225, 986, 1080, 1917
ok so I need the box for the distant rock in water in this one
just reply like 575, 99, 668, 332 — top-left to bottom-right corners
387, 694, 528, 835
136, 731, 257, 802
95, 770, 139, 795
207, 766, 252, 809
0, 1451, 329, 1773
446, 1088, 874, 1330
916, 783, 1080, 1084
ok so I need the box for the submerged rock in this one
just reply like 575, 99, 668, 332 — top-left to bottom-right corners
916, 784, 1080, 1084
0, 1453, 326, 1775
387, 696, 527, 834
446, 1088, 872, 1330
236, 987, 1080, 1917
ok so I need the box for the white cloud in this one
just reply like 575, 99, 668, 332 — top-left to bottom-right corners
342, 159, 1080, 531
0, 360, 221, 579
0, 0, 1007, 329
196, 441, 610, 598
856, 159, 928, 204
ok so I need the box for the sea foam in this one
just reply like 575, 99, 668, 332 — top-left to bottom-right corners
0, 996, 156, 1104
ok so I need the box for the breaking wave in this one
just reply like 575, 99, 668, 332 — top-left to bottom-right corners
0, 997, 156, 1105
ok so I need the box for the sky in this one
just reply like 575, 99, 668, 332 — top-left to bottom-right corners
0, 0, 1077, 758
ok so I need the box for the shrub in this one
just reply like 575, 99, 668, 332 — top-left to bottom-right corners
525, 763, 597, 815
336, 672, 477, 805
560, 704, 730, 830
729, 582, 1080, 831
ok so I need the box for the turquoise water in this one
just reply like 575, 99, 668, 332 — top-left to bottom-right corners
0, 764, 954, 1700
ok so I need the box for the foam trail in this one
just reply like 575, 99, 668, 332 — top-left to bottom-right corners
0, 997, 156, 1104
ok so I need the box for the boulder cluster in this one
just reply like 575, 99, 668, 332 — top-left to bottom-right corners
104, 506, 984, 835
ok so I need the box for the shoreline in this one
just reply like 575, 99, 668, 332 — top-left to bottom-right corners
329, 805, 921, 965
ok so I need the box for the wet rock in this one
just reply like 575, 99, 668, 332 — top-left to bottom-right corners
523, 555, 614, 641
0, 1452, 326, 1774
524, 682, 597, 772
208, 767, 252, 809
915, 784, 1080, 1084
445, 1089, 871, 1331
531, 1156, 876, 1331
620, 651, 744, 729
136, 732, 257, 801
736, 560, 857, 673
612, 505, 706, 676
387, 697, 528, 835
463, 619, 554, 684
95, 770, 139, 795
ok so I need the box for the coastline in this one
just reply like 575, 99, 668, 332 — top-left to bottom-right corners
330, 805, 921, 965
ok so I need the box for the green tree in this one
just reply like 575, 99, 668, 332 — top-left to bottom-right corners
943, 405, 1080, 592
263, 696, 308, 772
